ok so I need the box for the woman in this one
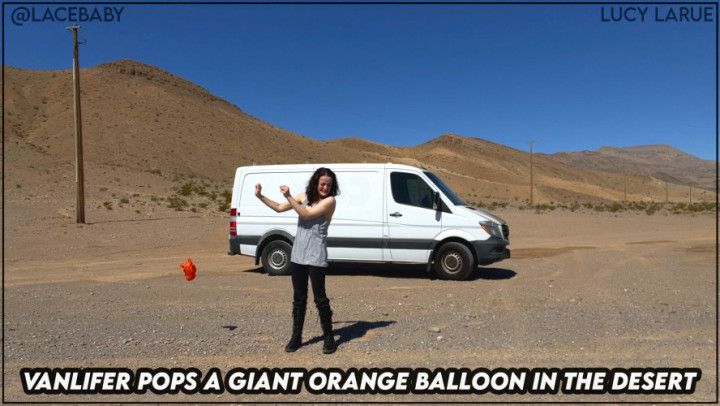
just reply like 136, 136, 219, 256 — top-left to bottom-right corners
255, 167, 340, 354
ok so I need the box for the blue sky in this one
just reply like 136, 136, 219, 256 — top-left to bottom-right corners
4, 4, 716, 160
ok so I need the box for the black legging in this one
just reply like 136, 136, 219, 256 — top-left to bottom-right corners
291, 262, 330, 309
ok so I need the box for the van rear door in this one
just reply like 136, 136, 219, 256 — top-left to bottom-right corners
385, 170, 441, 262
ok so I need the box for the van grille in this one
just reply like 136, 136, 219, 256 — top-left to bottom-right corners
501, 224, 509, 241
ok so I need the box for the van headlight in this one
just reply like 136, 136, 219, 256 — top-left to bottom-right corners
480, 221, 502, 238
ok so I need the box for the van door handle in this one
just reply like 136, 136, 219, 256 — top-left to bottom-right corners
389, 212, 403, 217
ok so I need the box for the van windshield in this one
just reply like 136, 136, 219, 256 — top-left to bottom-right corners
424, 171, 465, 206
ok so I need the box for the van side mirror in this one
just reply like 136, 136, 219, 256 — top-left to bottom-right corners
432, 191, 441, 211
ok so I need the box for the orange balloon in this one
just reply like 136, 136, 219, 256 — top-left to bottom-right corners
180, 258, 197, 281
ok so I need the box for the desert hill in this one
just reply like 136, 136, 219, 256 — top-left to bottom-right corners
330, 134, 713, 204
3, 59, 714, 224
4, 60, 366, 182
546, 145, 715, 191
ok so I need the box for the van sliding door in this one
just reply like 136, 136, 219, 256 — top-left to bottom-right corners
327, 170, 385, 261
385, 171, 441, 262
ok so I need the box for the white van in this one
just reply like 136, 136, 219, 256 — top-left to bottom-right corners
228, 163, 510, 280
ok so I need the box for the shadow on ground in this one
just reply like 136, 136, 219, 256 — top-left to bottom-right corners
304, 320, 396, 348
476, 267, 516, 280
248, 263, 516, 281
327, 262, 516, 281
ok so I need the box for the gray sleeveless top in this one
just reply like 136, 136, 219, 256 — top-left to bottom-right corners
291, 199, 331, 267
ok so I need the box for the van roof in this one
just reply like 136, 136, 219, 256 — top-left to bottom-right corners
235, 163, 425, 172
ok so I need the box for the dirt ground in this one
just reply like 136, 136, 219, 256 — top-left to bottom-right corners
3, 206, 716, 402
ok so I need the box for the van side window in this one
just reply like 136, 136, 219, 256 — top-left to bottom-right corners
390, 172, 435, 209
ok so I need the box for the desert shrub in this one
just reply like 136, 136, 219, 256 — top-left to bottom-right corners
217, 201, 230, 212
626, 201, 640, 211
607, 202, 624, 212
672, 202, 688, 211
221, 189, 232, 205
191, 181, 208, 196
643, 202, 663, 215
167, 195, 188, 211
103, 201, 113, 210
177, 182, 194, 196
488, 201, 508, 210
687, 202, 716, 213
534, 203, 556, 212
119, 197, 130, 204
217, 189, 232, 212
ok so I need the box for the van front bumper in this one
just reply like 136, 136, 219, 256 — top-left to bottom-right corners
472, 237, 510, 265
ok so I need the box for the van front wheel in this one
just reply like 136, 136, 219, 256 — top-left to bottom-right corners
261, 240, 292, 276
433, 242, 475, 280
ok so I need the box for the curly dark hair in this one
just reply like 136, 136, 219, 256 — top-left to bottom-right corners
305, 167, 340, 205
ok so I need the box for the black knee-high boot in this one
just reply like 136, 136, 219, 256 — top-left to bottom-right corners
285, 304, 305, 352
318, 305, 336, 354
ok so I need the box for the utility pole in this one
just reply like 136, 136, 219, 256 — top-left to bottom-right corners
689, 186, 692, 204
67, 25, 85, 223
529, 141, 534, 206
623, 173, 627, 202
665, 181, 668, 203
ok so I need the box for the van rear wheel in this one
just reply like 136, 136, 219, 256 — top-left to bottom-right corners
433, 242, 475, 280
261, 240, 292, 276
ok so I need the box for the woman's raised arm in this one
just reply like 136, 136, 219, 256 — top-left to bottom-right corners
281, 185, 335, 220
256, 183, 305, 213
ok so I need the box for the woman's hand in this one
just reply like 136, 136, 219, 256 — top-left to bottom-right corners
255, 183, 262, 198
280, 185, 291, 198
